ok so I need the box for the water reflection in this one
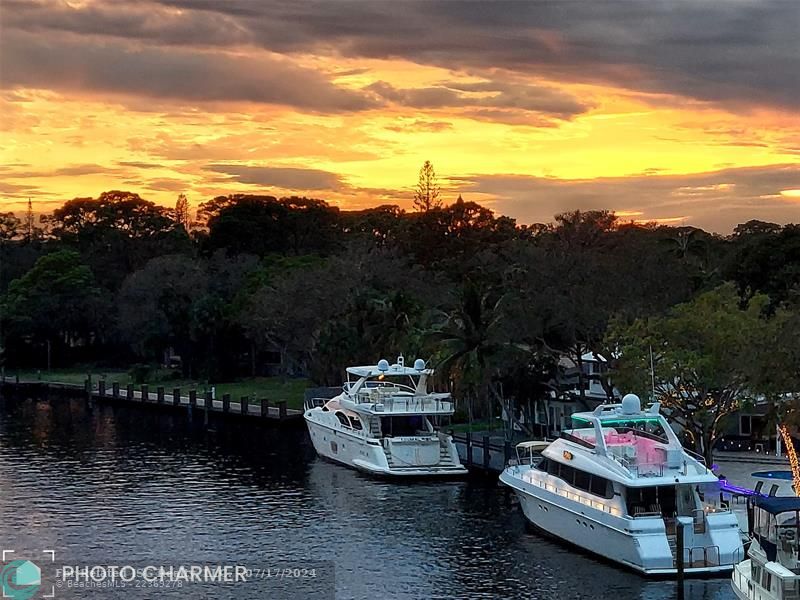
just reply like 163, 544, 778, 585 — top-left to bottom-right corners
0, 396, 734, 599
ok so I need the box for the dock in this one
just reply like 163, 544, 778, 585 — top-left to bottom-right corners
0, 376, 303, 423
451, 431, 515, 474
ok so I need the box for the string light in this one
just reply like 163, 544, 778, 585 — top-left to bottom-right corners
778, 424, 800, 497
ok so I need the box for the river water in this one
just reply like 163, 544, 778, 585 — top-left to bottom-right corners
0, 395, 734, 599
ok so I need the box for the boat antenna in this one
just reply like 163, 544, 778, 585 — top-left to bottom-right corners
649, 345, 656, 403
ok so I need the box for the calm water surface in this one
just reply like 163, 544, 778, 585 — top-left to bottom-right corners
0, 395, 734, 599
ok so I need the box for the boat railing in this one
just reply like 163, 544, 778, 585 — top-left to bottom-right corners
683, 447, 707, 466
305, 397, 328, 410
632, 511, 663, 518
683, 544, 721, 568
609, 453, 665, 478
353, 393, 453, 413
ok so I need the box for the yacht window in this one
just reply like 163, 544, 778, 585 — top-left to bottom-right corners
349, 416, 363, 430
574, 469, 591, 492
546, 459, 560, 477
560, 464, 576, 486
590, 476, 614, 499
380, 416, 426, 436
335, 412, 351, 427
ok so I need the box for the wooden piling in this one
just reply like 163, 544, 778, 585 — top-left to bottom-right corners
260, 399, 270, 418
240, 396, 249, 416
189, 390, 197, 407
483, 435, 491, 470
203, 391, 212, 426
157, 386, 165, 404
127, 384, 134, 401
98, 380, 106, 397
172, 388, 180, 406
676, 519, 686, 598
112, 382, 120, 399
140, 384, 149, 403
466, 431, 473, 466
278, 400, 287, 419
222, 394, 231, 413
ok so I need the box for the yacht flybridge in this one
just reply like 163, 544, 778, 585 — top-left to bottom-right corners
500, 394, 744, 576
732, 496, 800, 599
304, 356, 467, 477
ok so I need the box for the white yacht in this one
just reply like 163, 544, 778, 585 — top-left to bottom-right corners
303, 356, 467, 477
500, 394, 744, 576
732, 496, 800, 600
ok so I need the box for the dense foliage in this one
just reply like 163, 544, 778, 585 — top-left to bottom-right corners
3, 190, 800, 454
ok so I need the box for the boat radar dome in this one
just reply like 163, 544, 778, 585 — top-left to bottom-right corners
413, 358, 426, 371
377, 359, 390, 372
620, 394, 641, 415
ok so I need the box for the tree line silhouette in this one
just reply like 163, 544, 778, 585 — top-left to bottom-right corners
3, 188, 800, 456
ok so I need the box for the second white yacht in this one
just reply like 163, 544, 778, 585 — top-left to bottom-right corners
500, 394, 744, 576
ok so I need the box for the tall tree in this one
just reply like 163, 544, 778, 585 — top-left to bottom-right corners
2, 250, 103, 368
430, 280, 510, 422
43, 190, 190, 290
609, 284, 772, 463
174, 193, 191, 231
24, 199, 36, 242
413, 160, 441, 212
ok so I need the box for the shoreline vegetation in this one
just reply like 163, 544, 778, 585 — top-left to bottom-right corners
3, 186, 800, 461
11, 368, 310, 410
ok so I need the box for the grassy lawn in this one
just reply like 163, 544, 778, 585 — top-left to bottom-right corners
450, 420, 501, 433
13, 369, 310, 410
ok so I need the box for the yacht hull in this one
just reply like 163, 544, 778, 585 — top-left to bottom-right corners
305, 415, 467, 477
730, 560, 751, 600
501, 470, 736, 577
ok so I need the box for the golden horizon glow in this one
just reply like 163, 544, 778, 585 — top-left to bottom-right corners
2, 2, 799, 233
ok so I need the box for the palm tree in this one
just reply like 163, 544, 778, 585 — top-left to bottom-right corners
430, 280, 508, 426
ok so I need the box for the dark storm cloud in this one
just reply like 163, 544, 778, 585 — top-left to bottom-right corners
207, 164, 345, 191
0, 29, 378, 112
455, 164, 800, 233
155, 0, 799, 111
5, 1, 797, 111
366, 80, 590, 118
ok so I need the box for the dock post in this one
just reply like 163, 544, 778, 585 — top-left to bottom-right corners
140, 384, 149, 403
466, 432, 473, 466
260, 399, 270, 418
157, 386, 165, 404
504, 440, 512, 466
676, 517, 688, 599
98, 380, 106, 398
240, 396, 249, 416
278, 400, 287, 420
127, 384, 134, 401
173, 388, 180, 406
204, 391, 212, 426
483, 434, 491, 470
222, 394, 231, 413
189, 390, 197, 407
112, 382, 120, 399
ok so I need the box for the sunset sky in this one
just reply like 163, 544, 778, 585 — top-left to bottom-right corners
1, 0, 798, 232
